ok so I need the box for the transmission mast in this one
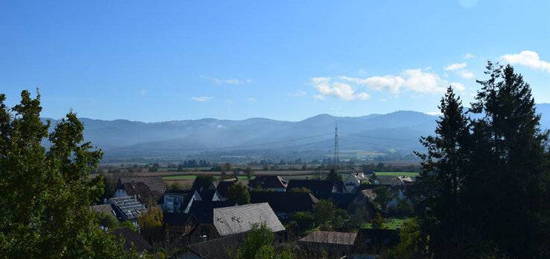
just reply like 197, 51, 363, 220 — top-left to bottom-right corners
333, 123, 340, 170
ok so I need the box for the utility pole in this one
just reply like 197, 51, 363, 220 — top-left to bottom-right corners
333, 123, 340, 170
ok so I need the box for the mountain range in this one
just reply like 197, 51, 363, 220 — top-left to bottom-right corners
46, 104, 550, 162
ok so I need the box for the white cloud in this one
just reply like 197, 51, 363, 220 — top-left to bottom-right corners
340, 75, 403, 94
444, 62, 475, 79
464, 53, 476, 59
501, 50, 550, 73
426, 111, 441, 116
247, 97, 257, 103
445, 63, 467, 71
340, 69, 462, 94
450, 82, 466, 92
202, 76, 252, 85
457, 70, 475, 79
311, 77, 370, 101
191, 96, 213, 102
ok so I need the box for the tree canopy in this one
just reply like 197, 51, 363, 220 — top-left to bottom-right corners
414, 64, 550, 258
0, 91, 131, 258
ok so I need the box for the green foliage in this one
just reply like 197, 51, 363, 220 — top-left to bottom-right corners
118, 221, 138, 232
95, 211, 120, 229
137, 207, 164, 244
289, 211, 315, 234
236, 224, 295, 259
168, 182, 183, 191
383, 218, 424, 259
371, 212, 385, 229
313, 200, 335, 228
325, 168, 342, 183
245, 167, 254, 180
237, 224, 274, 259
100, 173, 117, 200
0, 91, 131, 258
414, 64, 550, 258
228, 182, 250, 204
373, 186, 393, 212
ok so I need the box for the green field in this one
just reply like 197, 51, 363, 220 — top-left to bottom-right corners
361, 218, 409, 230
375, 172, 419, 177
162, 175, 250, 181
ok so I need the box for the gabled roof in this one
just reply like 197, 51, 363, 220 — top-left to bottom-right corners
328, 193, 357, 210
250, 191, 319, 213
120, 181, 161, 205
112, 227, 152, 252
109, 195, 146, 220
119, 176, 167, 194
299, 231, 357, 246
186, 233, 246, 259
287, 179, 342, 198
163, 212, 195, 226
197, 189, 216, 202
189, 200, 236, 224
213, 203, 285, 236
249, 175, 288, 189
191, 178, 217, 193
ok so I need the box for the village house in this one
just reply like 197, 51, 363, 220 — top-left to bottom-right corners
175, 233, 246, 259
115, 177, 167, 206
163, 190, 193, 214
112, 227, 152, 254
287, 179, 345, 199
250, 191, 319, 221
298, 231, 358, 258
248, 175, 288, 191
212, 179, 239, 201
185, 202, 285, 244
109, 195, 147, 223
164, 200, 236, 244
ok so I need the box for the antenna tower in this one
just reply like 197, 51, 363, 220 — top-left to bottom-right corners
333, 123, 340, 170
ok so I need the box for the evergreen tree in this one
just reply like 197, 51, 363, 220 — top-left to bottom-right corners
0, 91, 131, 258
467, 63, 550, 257
227, 182, 250, 204
414, 86, 471, 257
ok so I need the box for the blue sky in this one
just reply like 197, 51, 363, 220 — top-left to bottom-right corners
1, 0, 550, 122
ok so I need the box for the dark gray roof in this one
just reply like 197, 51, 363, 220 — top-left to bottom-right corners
287, 179, 343, 198
249, 175, 288, 189
109, 196, 146, 220
189, 200, 236, 224
119, 176, 167, 193
299, 231, 357, 246
250, 191, 319, 213
213, 203, 285, 236
328, 193, 356, 210
112, 227, 152, 252
186, 233, 246, 259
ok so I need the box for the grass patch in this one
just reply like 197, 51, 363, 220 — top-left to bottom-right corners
162, 175, 197, 180
361, 218, 409, 230
375, 172, 419, 177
